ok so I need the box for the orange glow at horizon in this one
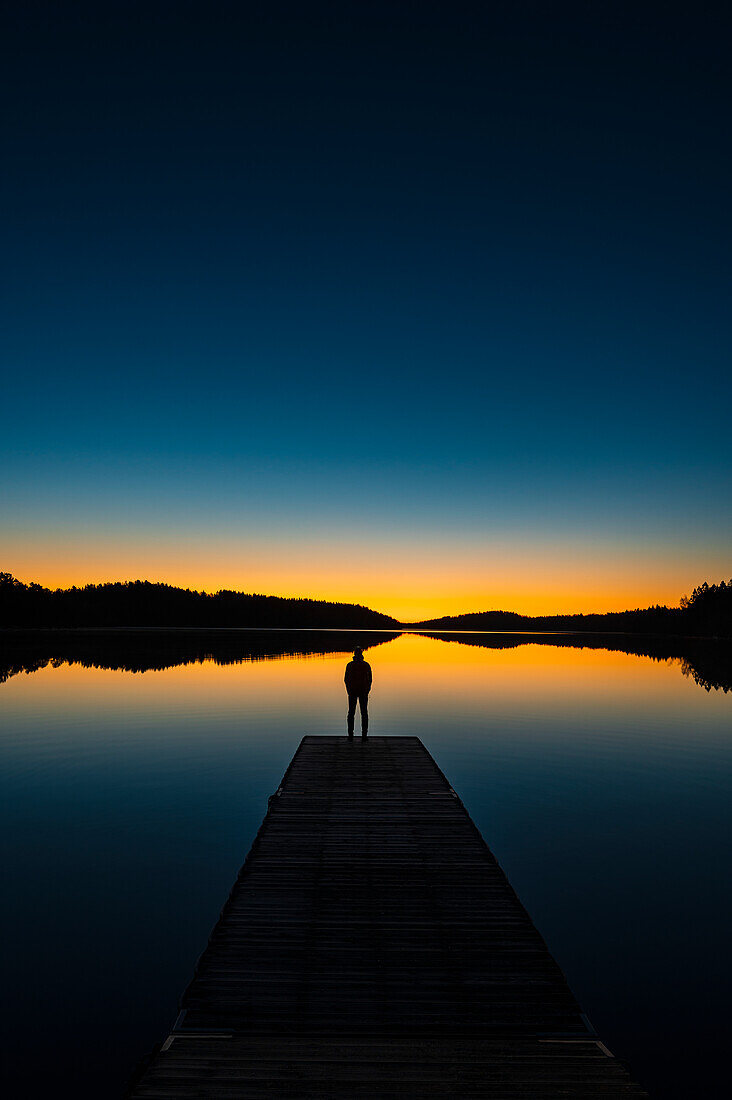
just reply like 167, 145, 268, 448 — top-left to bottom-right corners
2, 530, 720, 621
1, 633, 707, 720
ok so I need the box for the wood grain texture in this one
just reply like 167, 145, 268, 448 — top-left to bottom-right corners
129, 736, 647, 1097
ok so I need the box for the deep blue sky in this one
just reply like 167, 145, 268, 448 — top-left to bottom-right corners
2, 1, 730, 616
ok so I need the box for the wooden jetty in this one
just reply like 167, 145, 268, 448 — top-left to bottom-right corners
129, 736, 646, 1097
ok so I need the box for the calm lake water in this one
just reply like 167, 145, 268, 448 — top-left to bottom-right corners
2, 630, 731, 1098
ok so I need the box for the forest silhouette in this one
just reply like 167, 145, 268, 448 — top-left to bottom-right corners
410, 580, 732, 639
1, 573, 730, 637
0, 575, 398, 629
1, 574, 730, 692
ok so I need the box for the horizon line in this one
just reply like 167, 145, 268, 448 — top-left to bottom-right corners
2, 570, 714, 625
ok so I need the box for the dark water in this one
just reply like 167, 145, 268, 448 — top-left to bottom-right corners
1, 630, 731, 1098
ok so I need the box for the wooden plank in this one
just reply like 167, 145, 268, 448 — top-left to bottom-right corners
128, 736, 647, 1097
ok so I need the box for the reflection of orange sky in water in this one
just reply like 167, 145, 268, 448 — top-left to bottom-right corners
373, 634, 694, 706
2, 532, 718, 620
2, 633, 711, 721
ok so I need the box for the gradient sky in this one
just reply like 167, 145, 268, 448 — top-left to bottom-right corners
2, 1, 731, 620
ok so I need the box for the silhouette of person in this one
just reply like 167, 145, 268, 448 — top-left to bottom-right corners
345, 646, 372, 738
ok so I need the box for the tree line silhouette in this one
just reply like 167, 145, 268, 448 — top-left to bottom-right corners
411, 580, 732, 638
0, 575, 399, 630
1, 573, 730, 637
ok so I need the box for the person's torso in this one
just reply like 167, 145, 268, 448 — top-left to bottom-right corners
346, 659, 371, 692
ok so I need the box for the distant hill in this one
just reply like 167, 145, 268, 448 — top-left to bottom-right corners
0, 574, 399, 630
409, 580, 732, 639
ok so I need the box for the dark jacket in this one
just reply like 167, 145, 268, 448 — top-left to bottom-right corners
345, 657, 372, 694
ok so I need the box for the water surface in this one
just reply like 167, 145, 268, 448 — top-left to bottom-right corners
1, 631, 731, 1098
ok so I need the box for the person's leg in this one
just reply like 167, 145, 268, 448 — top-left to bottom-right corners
347, 694, 357, 737
359, 692, 368, 737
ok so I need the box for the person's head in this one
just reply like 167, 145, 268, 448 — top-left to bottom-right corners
353, 646, 364, 660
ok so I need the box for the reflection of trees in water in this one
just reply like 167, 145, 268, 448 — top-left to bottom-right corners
0, 630, 399, 684
414, 632, 732, 694
679, 658, 732, 694
1, 628, 729, 694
